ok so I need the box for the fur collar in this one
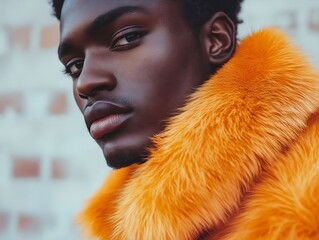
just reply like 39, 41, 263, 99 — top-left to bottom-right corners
77, 28, 319, 239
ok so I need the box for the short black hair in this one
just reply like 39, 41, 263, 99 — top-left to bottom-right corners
177, 0, 243, 31
50, 0, 244, 31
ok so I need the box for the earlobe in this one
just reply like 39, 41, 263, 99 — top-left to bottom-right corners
201, 12, 236, 66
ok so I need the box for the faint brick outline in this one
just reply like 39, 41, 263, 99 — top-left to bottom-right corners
51, 159, 67, 179
0, 212, 9, 233
40, 24, 59, 49
49, 92, 68, 115
309, 8, 319, 32
274, 10, 298, 31
0, 92, 23, 114
12, 157, 40, 178
5, 25, 31, 50
18, 214, 40, 233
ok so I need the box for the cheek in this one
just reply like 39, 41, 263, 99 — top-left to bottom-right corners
118, 36, 202, 123
132, 39, 186, 85
135, 34, 202, 101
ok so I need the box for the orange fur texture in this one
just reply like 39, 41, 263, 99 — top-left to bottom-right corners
77, 28, 319, 239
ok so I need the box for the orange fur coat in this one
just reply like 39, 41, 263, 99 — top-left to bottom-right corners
78, 28, 319, 239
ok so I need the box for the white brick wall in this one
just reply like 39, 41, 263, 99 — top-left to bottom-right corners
0, 0, 318, 239
239, 0, 319, 66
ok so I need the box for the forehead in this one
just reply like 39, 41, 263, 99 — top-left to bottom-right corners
61, 0, 161, 20
60, 0, 175, 36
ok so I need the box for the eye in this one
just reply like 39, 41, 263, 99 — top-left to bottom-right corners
111, 29, 146, 50
64, 58, 84, 78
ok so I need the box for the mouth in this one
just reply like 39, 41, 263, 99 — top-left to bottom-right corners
84, 101, 132, 140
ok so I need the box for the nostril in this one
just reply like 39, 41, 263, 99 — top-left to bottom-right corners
76, 71, 117, 99
91, 85, 116, 95
78, 85, 115, 100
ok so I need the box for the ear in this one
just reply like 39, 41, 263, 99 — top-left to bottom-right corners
200, 12, 236, 66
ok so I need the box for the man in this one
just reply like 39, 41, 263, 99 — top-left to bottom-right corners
51, 0, 319, 239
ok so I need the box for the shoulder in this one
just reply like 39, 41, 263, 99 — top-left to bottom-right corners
221, 114, 319, 240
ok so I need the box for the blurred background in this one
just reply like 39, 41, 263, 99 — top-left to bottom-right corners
0, 0, 318, 239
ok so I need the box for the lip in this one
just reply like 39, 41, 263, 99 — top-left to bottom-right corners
84, 101, 132, 139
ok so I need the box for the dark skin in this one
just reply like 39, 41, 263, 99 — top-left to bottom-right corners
58, 0, 236, 169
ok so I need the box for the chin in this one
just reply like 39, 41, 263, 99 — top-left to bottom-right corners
104, 146, 149, 169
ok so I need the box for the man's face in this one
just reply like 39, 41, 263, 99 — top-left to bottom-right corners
59, 0, 211, 168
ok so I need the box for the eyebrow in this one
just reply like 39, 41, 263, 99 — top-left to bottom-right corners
88, 6, 147, 34
58, 6, 147, 60
58, 42, 73, 60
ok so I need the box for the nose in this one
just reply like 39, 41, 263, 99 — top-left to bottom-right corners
76, 53, 117, 99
